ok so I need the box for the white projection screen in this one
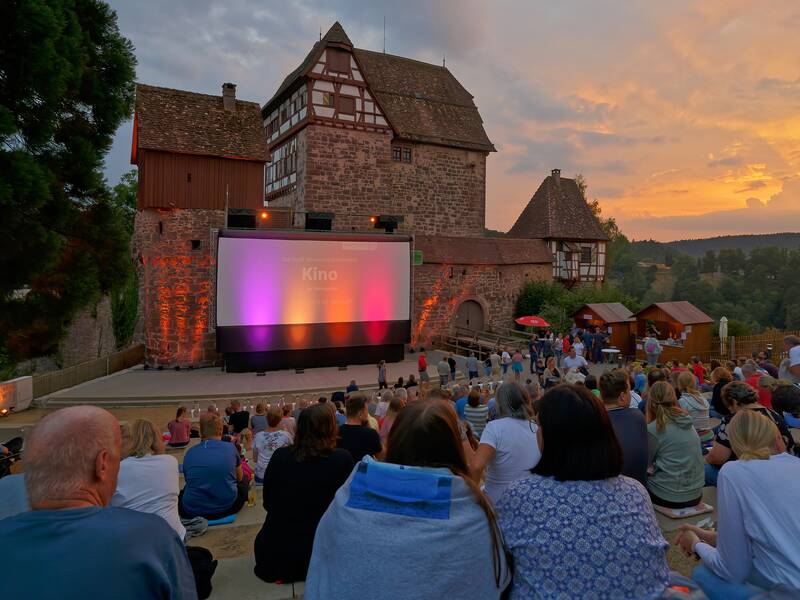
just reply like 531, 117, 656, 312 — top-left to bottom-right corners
216, 234, 411, 327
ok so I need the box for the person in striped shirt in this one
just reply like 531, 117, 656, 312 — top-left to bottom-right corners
464, 389, 489, 439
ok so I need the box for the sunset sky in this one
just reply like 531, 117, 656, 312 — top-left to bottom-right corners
105, 0, 800, 241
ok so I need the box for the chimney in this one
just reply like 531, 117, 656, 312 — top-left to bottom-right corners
551, 168, 561, 183
222, 83, 236, 111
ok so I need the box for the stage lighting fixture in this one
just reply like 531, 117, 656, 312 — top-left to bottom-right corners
260, 211, 269, 221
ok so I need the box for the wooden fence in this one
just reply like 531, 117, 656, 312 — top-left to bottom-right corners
32, 344, 145, 399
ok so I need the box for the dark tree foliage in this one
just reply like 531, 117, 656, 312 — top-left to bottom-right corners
0, 0, 136, 360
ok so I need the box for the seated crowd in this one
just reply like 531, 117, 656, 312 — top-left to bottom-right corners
1, 342, 799, 599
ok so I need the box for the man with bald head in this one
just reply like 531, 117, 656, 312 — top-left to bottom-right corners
0, 406, 197, 599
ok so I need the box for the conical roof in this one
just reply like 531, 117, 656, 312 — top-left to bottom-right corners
508, 171, 607, 241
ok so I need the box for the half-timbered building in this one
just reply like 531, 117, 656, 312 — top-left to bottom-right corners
261, 22, 495, 236
508, 169, 608, 285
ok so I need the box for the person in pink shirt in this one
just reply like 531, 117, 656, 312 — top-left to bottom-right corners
166, 406, 191, 448
280, 405, 297, 437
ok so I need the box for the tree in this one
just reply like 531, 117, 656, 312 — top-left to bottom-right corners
718, 248, 746, 275
700, 250, 717, 273
0, 0, 136, 360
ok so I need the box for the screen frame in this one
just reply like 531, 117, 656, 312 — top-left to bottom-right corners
215, 228, 412, 354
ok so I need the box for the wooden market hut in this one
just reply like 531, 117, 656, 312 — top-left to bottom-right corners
634, 301, 713, 364
572, 303, 635, 356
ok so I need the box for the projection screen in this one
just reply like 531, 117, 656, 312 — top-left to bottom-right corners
215, 230, 411, 355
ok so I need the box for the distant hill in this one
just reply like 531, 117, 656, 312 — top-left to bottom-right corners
666, 233, 800, 257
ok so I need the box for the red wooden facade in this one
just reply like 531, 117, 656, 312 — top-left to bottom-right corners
136, 149, 265, 211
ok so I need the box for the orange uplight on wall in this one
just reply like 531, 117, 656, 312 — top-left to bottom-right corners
260, 211, 269, 220
369, 216, 377, 224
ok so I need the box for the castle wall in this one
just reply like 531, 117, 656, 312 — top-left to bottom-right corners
298, 124, 486, 236
133, 208, 223, 366
411, 262, 552, 346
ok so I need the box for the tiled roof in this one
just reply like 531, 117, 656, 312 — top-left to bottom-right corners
414, 235, 552, 265
263, 22, 495, 152
134, 84, 268, 162
508, 172, 608, 241
641, 301, 713, 325
263, 22, 352, 113
354, 49, 495, 152
575, 303, 635, 323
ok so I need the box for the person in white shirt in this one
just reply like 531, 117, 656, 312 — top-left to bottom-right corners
253, 409, 294, 483
778, 335, 800, 385
375, 390, 393, 419
563, 347, 588, 372
500, 350, 512, 375
677, 409, 800, 597
573, 340, 585, 357
112, 419, 185, 540
467, 382, 541, 504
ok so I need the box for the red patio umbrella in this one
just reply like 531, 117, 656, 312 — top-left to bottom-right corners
515, 315, 550, 327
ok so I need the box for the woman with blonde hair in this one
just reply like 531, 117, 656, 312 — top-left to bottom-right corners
379, 395, 405, 444
111, 419, 185, 539
676, 370, 712, 442
678, 409, 800, 597
645, 382, 704, 508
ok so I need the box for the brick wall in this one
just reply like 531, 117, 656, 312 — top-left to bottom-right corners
59, 295, 117, 367
133, 208, 224, 366
412, 263, 552, 345
300, 125, 486, 236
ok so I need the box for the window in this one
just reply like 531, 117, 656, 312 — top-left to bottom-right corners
392, 146, 402, 161
327, 48, 350, 73
299, 90, 307, 108
402, 147, 412, 163
338, 96, 355, 115
580, 246, 593, 264
266, 137, 298, 192
268, 118, 279, 136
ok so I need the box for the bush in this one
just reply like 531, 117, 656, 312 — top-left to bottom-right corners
112, 269, 138, 348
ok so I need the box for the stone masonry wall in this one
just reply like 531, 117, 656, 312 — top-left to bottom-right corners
59, 295, 117, 367
412, 263, 552, 346
301, 125, 486, 236
133, 208, 224, 366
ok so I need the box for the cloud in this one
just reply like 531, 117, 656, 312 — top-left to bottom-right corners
102, 0, 800, 242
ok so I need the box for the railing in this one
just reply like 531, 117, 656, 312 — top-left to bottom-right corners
32, 344, 145, 399
722, 330, 798, 361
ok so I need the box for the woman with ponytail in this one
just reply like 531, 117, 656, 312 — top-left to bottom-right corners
645, 381, 705, 508
677, 409, 800, 598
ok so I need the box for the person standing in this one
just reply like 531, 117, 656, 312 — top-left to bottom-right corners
437, 357, 450, 387
528, 337, 538, 374
511, 349, 524, 382
489, 350, 501, 379
377, 360, 388, 390
447, 353, 457, 382
644, 335, 662, 366
501, 349, 511, 375
778, 335, 800, 385
417, 348, 430, 382
466, 353, 479, 381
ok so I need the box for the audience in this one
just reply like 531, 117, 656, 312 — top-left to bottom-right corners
253, 403, 354, 584
253, 408, 293, 484
756, 375, 777, 410
336, 392, 383, 462
710, 367, 733, 417
279, 405, 297, 437
167, 406, 192, 448
497, 384, 670, 599
463, 388, 489, 438
179, 412, 249, 520
453, 384, 469, 418
468, 382, 541, 504
250, 403, 267, 435
379, 395, 404, 444
778, 335, 800, 385
704, 381, 794, 486
227, 400, 250, 435
676, 371, 713, 443
645, 382, 705, 508
599, 369, 648, 485
542, 356, 562, 388
678, 409, 800, 598
305, 401, 510, 599
0, 406, 196, 598
112, 419, 185, 540
772, 382, 800, 429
